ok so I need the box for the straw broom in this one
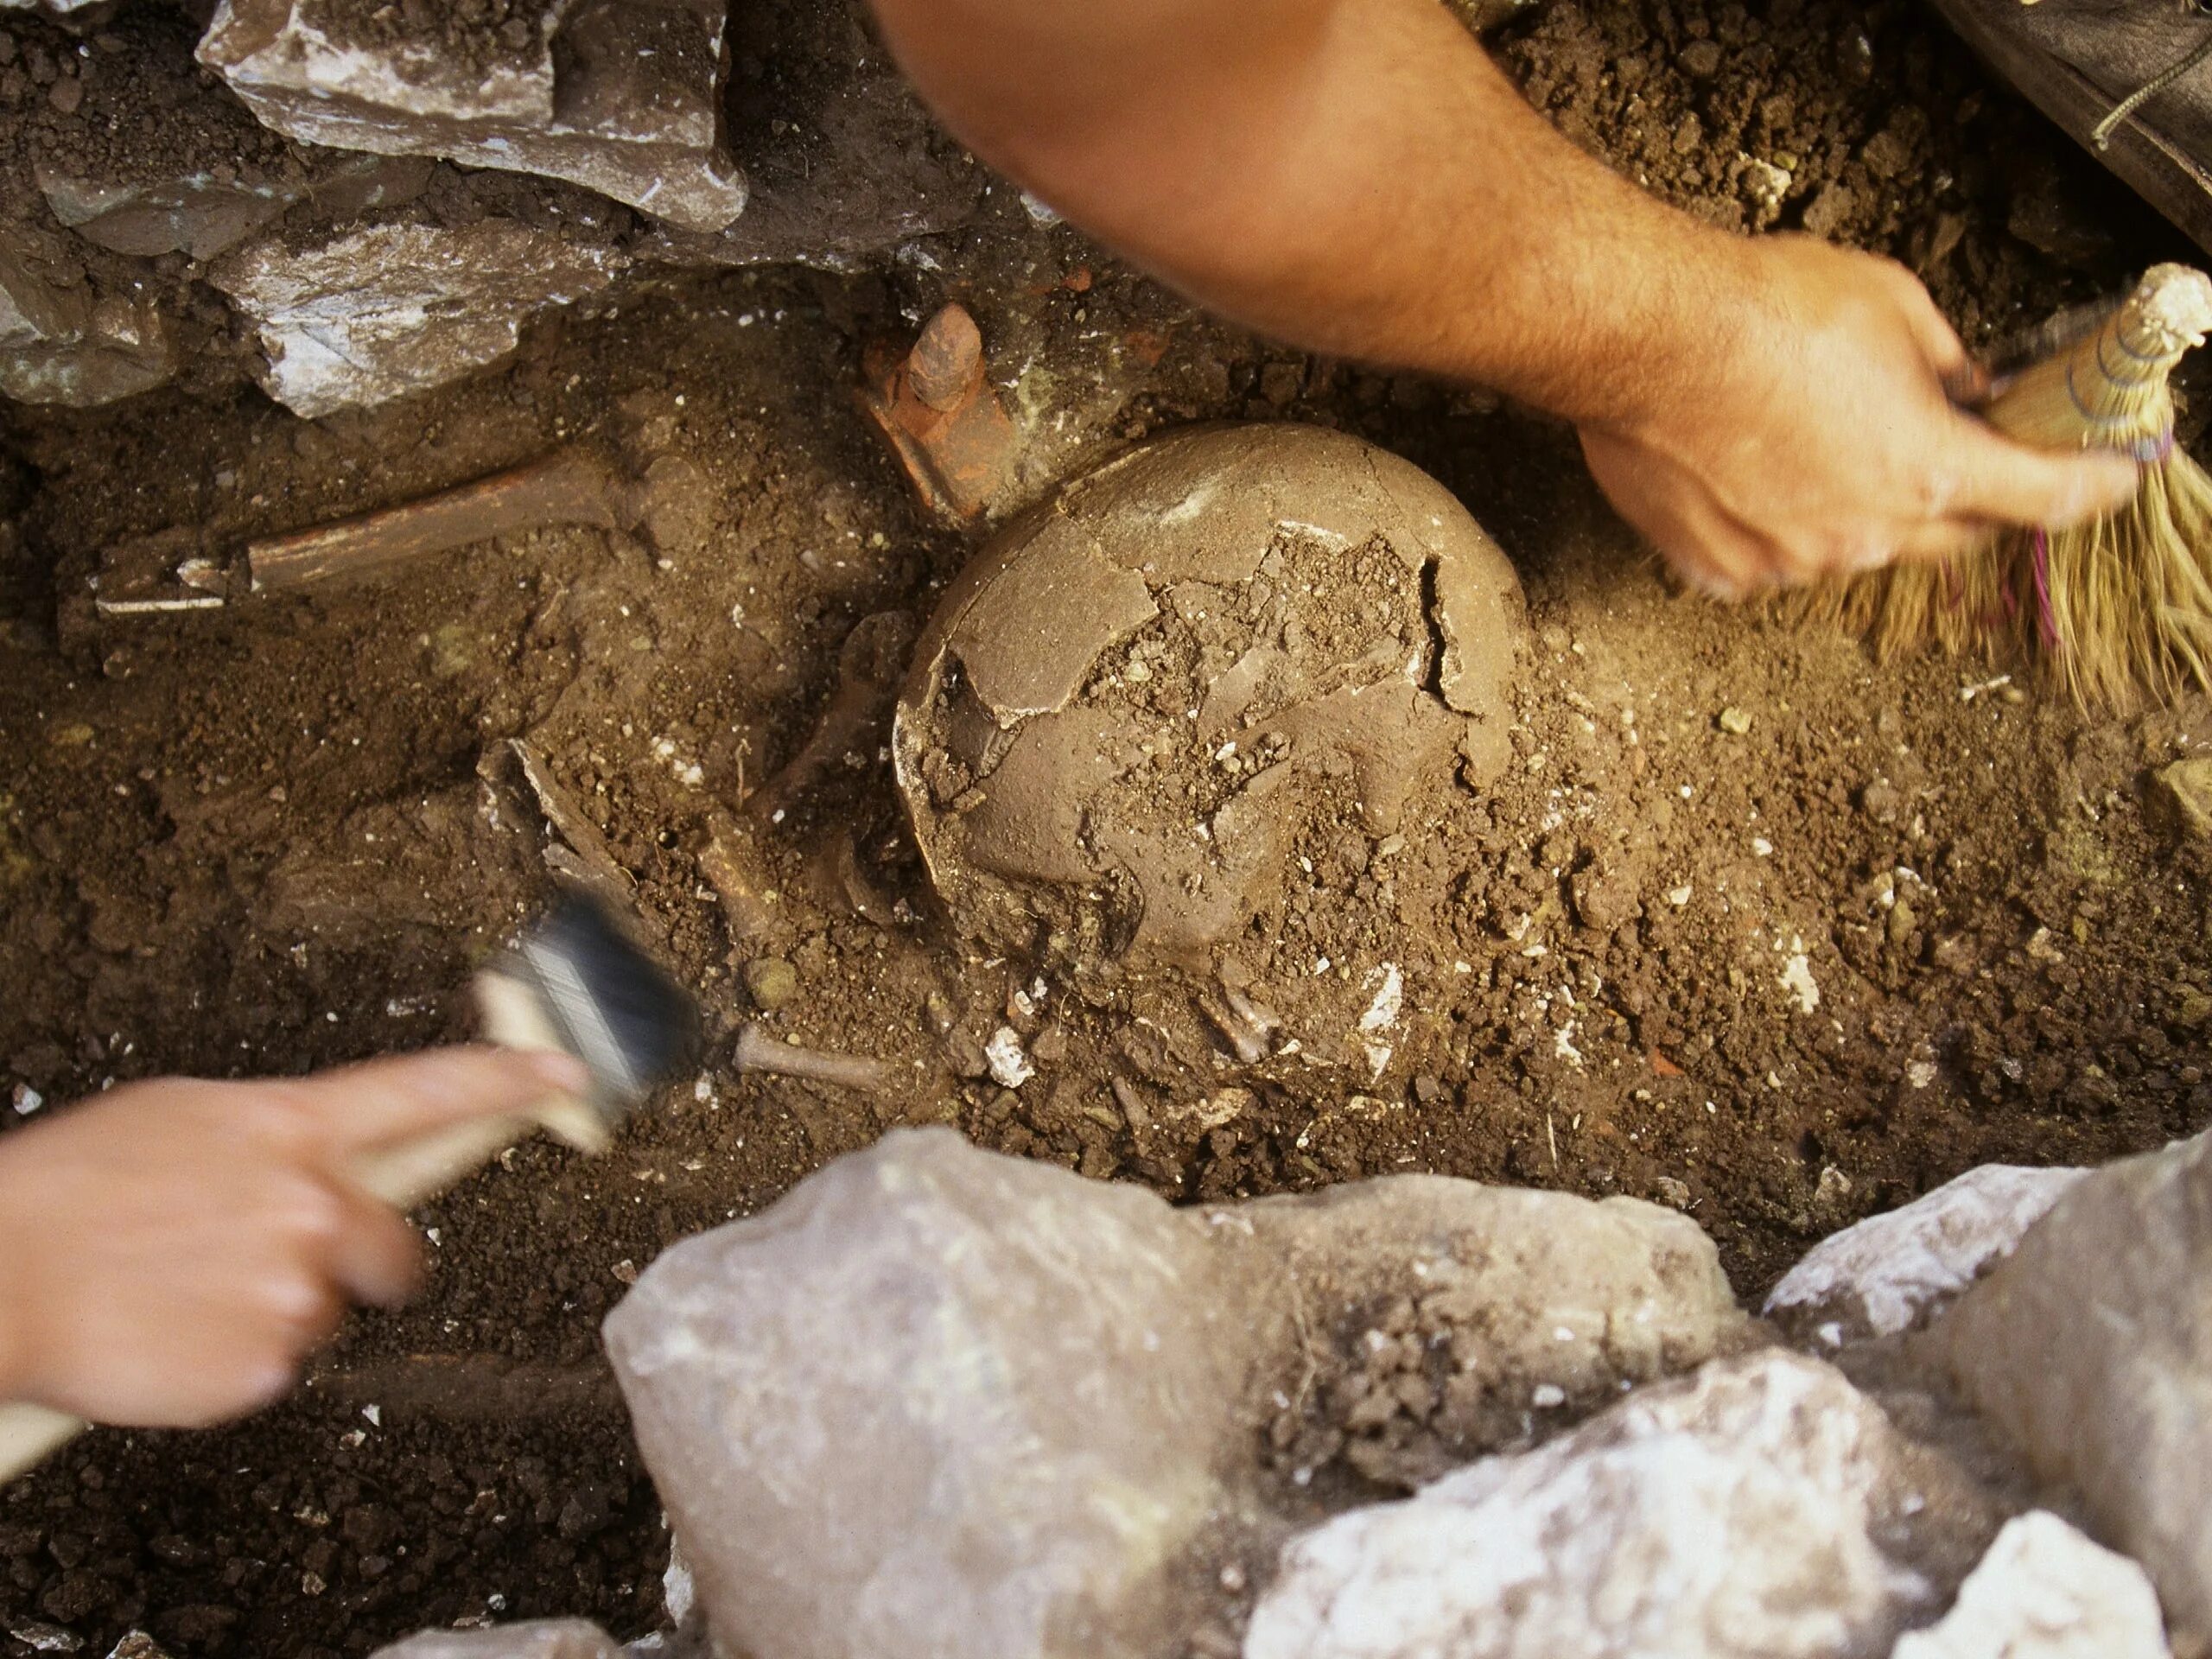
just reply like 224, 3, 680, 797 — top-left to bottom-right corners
1807, 262, 2212, 707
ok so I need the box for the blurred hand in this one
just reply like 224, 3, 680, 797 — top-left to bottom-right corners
1578, 235, 2141, 599
0, 1046, 586, 1429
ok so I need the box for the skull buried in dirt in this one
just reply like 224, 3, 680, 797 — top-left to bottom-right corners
893, 423, 1525, 969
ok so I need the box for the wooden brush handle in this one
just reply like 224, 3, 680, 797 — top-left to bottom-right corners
1988, 263, 2212, 454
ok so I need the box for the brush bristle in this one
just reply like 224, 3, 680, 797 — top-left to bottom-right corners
1804, 266, 2212, 708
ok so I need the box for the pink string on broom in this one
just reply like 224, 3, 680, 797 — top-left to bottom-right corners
2029, 527, 2058, 649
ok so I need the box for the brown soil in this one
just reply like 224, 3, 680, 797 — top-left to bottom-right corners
0, 1, 2209, 1656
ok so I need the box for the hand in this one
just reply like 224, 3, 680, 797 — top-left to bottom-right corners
1577, 234, 2142, 598
0, 1046, 587, 1429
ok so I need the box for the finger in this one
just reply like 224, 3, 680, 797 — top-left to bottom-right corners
1888, 518, 1990, 568
319, 1179, 423, 1308
1943, 423, 2140, 530
278, 1046, 590, 1155
1873, 257, 1971, 381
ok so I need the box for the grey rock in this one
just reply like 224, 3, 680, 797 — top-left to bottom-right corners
1244, 1351, 1994, 1659
607, 1127, 1252, 1659
208, 220, 623, 416
604, 1128, 1748, 1659
37, 154, 431, 264
0, 227, 173, 407
1891, 1511, 2169, 1659
198, 0, 746, 233
1765, 1164, 2086, 1344
1939, 1130, 2212, 1646
370, 1623, 622, 1659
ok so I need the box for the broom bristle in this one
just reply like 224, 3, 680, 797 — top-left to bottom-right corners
1802, 264, 2212, 708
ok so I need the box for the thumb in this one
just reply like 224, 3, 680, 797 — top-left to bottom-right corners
1945, 417, 2141, 531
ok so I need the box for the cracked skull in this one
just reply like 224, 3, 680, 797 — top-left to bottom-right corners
893, 423, 1527, 970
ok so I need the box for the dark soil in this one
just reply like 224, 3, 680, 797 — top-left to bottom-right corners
0, 1, 2209, 1656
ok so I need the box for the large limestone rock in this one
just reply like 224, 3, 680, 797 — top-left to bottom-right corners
1765, 1164, 2086, 1344
1891, 1511, 2170, 1659
198, 0, 746, 233
606, 1127, 1255, 1659
0, 227, 174, 406
208, 219, 623, 416
603, 1128, 1746, 1659
1938, 1130, 2212, 1646
1243, 1351, 1994, 1659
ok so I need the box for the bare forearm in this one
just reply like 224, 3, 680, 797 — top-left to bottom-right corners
867, 0, 1753, 425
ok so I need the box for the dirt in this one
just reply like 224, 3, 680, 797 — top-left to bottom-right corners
1, 0, 2210, 1655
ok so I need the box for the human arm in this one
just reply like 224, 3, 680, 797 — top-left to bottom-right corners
0, 1046, 585, 1429
865, 0, 2139, 594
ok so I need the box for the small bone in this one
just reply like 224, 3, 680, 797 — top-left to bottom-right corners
731, 1023, 896, 1095
748, 611, 915, 822
510, 737, 635, 904
248, 448, 626, 592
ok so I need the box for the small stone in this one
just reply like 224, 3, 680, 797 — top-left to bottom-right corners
9, 1621, 82, 1654
984, 1026, 1033, 1088
2151, 758, 2212, 842
1716, 706, 1752, 735
743, 958, 798, 1012
1679, 40, 1722, 78
44, 73, 78, 115
105, 1636, 174, 1659
1767, 1164, 2086, 1343
10, 1083, 41, 1116
1859, 777, 1903, 825
367, 1621, 624, 1659
1891, 1511, 2169, 1659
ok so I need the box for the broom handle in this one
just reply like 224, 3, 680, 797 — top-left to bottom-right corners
1987, 263, 2212, 454
0, 1105, 558, 1484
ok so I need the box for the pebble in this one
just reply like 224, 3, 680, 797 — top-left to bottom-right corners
743, 957, 798, 1011
1718, 707, 1753, 735
10, 1084, 41, 1116
985, 1027, 1033, 1089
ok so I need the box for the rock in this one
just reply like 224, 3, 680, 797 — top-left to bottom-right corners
893, 425, 1526, 970
606, 1128, 1259, 1659
605, 1128, 1746, 1659
741, 957, 798, 1012
369, 1623, 624, 1659
37, 153, 430, 264
1718, 705, 1754, 734
1243, 1351, 1994, 1659
0, 226, 174, 406
1680, 39, 1724, 78
208, 220, 623, 416
197, 0, 746, 233
1765, 1164, 2087, 1343
1938, 1130, 2212, 1645
1891, 1511, 2170, 1659
2149, 758, 2212, 842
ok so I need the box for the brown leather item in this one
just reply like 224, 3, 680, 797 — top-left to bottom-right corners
1932, 0, 2212, 255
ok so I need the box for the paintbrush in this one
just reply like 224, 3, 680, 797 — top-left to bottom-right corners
0, 893, 699, 1481
1807, 262, 2212, 707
